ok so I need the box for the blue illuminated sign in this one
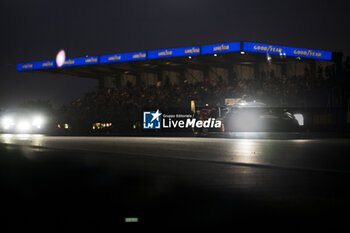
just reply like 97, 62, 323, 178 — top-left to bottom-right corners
148, 46, 200, 59
17, 62, 35, 71
17, 56, 99, 71
201, 42, 240, 55
100, 51, 147, 63
17, 41, 334, 71
17, 60, 56, 71
35, 60, 55, 69
62, 56, 99, 67
243, 42, 332, 60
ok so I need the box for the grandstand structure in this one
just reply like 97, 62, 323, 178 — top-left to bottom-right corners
17, 41, 342, 90
17, 41, 349, 132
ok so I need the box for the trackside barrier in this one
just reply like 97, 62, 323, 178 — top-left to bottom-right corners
312, 113, 333, 125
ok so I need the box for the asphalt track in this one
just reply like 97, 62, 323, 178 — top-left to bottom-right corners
1, 134, 350, 174
1, 135, 350, 231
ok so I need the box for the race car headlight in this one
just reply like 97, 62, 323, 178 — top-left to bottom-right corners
17, 121, 31, 132
294, 114, 304, 126
2, 117, 15, 129
32, 116, 44, 128
233, 111, 260, 131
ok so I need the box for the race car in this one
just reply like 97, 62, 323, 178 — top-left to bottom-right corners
193, 101, 304, 136
0, 110, 47, 134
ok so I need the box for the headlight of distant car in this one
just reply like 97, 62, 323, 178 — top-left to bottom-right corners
233, 111, 261, 131
2, 117, 15, 129
32, 116, 45, 128
17, 121, 31, 132
293, 114, 304, 126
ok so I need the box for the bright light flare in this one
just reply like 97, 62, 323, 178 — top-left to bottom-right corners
294, 114, 304, 126
266, 54, 272, 63
56, 49, 66, 67
2, 117, 15, 129
17, 121, 31, 132
232, 110, 262, 132
32, 116, 44, 128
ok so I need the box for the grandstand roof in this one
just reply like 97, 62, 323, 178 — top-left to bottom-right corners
16, 41, 335, 79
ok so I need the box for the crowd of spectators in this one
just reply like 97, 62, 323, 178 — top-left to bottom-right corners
60, 71, 335, 132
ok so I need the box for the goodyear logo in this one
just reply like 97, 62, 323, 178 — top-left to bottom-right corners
42, 61, 53, 67
158, 50, 173, 56
132, 52, 146, 59
85, 57, 98, 63
108, 55, 122, 61
64, 59, 75, 65
253, 45, 283, 53
213, 44, 230, 51
293, 49, 322, 57
22, 64, 33, 69
185, 47, 200, 54
244, 42, 331, 60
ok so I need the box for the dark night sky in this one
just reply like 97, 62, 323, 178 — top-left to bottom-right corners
0, 0, 349, 108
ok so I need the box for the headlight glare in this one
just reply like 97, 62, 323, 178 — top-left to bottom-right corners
32, 116, 44, 128
294, 114, 304, 126
17, 121, 31, 132
2, 117, 15, 129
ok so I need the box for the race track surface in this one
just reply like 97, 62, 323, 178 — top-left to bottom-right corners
1, 134, 350, 173
1, 135, 350, 231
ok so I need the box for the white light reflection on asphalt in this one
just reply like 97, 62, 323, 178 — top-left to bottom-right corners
16, 134, 31, 140
31, 134, 44, 147
1, 134, 44, 160
229, 139, 264, 189
1, 134, 44, 147
231, 139, 260, 164
1, 134, 14, 144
